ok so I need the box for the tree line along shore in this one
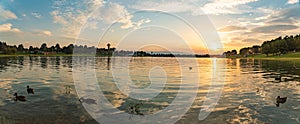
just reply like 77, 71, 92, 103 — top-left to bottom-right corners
0, 42, 211, 57
0, 42, 116, 57
1, 34, 300, 58
224, 34, 300, 58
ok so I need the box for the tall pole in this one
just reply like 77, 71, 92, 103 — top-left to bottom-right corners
107, 43, 110, 50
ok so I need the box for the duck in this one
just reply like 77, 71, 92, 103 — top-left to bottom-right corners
134, 103, 144, 115
276, 96, 287, 107
128, 103, 144, 115
27, 85, 34, 94
276, 96, 287, 103
79, 97, 97, 105
14, 93, 26, 102
275, 75, 281, 81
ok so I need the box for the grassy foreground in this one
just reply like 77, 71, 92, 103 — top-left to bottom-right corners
228, 52, 300, 59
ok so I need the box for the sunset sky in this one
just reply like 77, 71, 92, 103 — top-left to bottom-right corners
0, 0, 299, 54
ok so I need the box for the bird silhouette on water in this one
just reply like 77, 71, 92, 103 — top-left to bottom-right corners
27, 85, 34, 94
79, 97, 97, 105
128, 103, 144, 115
14, 93, 26, 102
275, 75, 281, 81
276, 96, 287, 107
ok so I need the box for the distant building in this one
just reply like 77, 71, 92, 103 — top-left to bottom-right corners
96, 43, 116, 56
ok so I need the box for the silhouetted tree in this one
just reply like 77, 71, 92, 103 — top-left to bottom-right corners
40, 43, 47, 52
55, 43, 61, 53
17, 44, 24, 52
231, 50, 237, 55
236, 34, 300, 57
63, 44, 74, 54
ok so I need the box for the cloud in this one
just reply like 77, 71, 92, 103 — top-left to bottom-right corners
0, 6, 17, 21
287, 0, 298, 4
257, 6, 300, 25
121, 18, 151, 29
249, 7, 300, 34
131, 1, 196, 13
241, 38, 260, 43
135, 19, 151, 28
131, 0, 258, 15
251, 25, 298, 33
31, 12, 42, 19
51, 0, 150, 37
96, 2, 151, 29
228, 37, 260, 43
51, 0, 104, 37
50, 11, 67, 25
266, 18, 296, 25
35, 30, 52, 37
0, 23, 21, 33
99, 2, 133, 26
201, 0, 258, 15
131, 0, 210, 16
89, 2, 151, 29
218, 25, 247, 32
230, 37, 243, 41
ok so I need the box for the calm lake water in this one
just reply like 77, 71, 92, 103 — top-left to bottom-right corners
0, 56, 300, 124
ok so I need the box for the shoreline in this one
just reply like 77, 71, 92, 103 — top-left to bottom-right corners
1, 52, 300, 59
0, 53, 213, 58
226, 52, 300, 59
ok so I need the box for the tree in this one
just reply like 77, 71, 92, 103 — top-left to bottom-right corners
6, 46, 17, 54
55, 43, 61, 53
29, 46, 34, 51
252, 45, 261, 54
240, 47, 251, 56
17, 44, 24, 52
50, 46, 55, 52
63, 44, 74, 54
0, 42, 8, 53
40, 43, 47, 52
231, 50, 237, 55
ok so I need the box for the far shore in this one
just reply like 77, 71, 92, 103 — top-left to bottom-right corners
0, 53, 102, 57
226, 52, 300, 59
1, 52, 300, 59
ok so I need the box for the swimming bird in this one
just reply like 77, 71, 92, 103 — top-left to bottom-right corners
128, 103, 144, 115
275, 75, 281, 81
14, 93, 26, 102
79, 97, 97, 105
189, 67, 192, 70
27, 85, 34, 94
276, 96, 287, 107
276, 96, 287, 103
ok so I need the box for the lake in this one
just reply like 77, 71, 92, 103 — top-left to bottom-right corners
0, 56, 300, 124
